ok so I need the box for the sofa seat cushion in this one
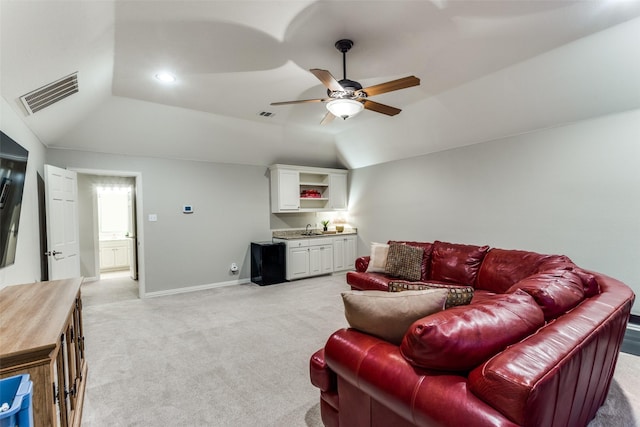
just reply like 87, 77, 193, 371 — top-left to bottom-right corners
507, 269, 585, 320
400, 290, 545, 371
429, 241, 490, 286
388, 241, 434, 280
476, 248, 575, 293
342, 289, 449, 345
388, 281, 474, 309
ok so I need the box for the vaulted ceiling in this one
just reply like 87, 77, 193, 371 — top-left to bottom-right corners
2, 1, 639, 169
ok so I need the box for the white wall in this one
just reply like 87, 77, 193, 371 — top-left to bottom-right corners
0, 97, 47, 288
336, 16, 640, 170
46, 149, 273, 294
349, 109, 640, 314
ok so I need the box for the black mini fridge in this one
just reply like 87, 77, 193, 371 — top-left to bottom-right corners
251, 241, 286, 285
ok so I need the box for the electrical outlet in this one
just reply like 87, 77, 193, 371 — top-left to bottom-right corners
230, 262, 238, 273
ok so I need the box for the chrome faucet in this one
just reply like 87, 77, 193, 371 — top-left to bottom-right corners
305, 224, 312, 235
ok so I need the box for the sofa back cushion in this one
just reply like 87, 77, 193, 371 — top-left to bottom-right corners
507, 270, 585, 320
388, 241, 433, 280
476, 248, 574, 293
429, 241, 489, 286
400, 290, 545, 371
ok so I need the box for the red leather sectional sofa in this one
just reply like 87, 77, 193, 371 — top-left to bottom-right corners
310, 240, 635, 427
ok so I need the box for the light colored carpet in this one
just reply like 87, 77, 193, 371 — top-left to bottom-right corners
80, 275, 639, 426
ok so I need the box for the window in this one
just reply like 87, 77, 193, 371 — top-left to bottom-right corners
97, 186, 131, 240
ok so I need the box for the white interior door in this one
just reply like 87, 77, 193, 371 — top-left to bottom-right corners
45, 165, 80, 279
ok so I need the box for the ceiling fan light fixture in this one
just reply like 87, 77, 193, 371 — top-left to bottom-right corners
326, 98, 363, 120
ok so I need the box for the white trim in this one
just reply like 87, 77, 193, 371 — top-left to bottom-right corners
143, 278, 251, 299
83, 276, 98, 283
627, 323, 640, 332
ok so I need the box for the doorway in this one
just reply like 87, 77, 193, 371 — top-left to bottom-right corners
74, 170, 145, 298
96, 184, 137, 279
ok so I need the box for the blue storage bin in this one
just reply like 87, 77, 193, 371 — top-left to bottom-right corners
0, 374, 33, 427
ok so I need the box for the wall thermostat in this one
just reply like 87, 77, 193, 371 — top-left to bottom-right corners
183, 205, 194, 214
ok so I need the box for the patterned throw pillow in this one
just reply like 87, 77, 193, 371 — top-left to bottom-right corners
385, 243, 424, 281
389, 281, 474, 309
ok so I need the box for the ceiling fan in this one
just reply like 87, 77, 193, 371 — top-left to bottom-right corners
271, 39, 420, 125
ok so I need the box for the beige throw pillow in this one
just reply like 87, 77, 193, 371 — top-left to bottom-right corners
366, 242, 390, 273
342, 289, 449, 345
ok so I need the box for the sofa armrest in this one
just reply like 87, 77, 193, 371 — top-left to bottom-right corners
355, 255, 370, 272
310, 348, 336, 392
468, 273, 634, 426
324, 328, 518, 427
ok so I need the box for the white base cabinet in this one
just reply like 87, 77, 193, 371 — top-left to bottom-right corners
99, 239, 130, 271
310, 243, 334, 275
274, 234, 356, 280
333, 235, 357, 271
288, 243, 311, 280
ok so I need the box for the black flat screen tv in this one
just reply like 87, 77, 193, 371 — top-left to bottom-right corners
1, 131, 29, 268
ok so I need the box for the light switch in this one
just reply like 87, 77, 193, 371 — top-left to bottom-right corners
148, 214, 158, 222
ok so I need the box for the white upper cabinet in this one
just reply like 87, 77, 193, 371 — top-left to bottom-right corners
329, 173, 348, 210
271, 168, 300, 211
270, 164, 348, 213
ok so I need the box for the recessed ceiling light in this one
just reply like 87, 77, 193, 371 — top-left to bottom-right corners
155, 72, 176, 83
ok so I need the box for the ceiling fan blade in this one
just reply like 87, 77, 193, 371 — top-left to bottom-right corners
310, 69, 344, 92
320, 111, 335, 125
363, 99, 402, 116
270, 98, 327, 106
361, 76, 420, 97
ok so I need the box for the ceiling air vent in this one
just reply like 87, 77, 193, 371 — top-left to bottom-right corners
20, 72, 79, 115
258, 111, 276, 118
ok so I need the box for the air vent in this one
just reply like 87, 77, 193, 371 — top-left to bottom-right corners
20, 72, 78, 115
258, 111, 276, 118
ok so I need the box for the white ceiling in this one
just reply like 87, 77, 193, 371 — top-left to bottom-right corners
2, 1, 640, 169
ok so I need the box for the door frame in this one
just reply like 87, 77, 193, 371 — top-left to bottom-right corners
71, 168, 146, 299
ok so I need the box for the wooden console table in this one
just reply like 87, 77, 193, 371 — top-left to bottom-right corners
0, 278, 87, 427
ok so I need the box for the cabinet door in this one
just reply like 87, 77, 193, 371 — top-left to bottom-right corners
288, 247, 309, 279
113, 246, 129, 267
333, 236, 356, 271
329, 174, 348, 210
100, 247, 116, 269
333, 238, 345, 271
309, 246, 323, 275
321, 245, 334, 274
277, 169, 300, 211
344, 236, 357, 270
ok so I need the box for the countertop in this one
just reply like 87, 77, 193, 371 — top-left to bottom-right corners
272, 229, 357, 240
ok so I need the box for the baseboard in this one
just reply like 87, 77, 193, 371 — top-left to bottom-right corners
83, 276, 99, 283
622, 319, 640, 356
143, 277, 250, 298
